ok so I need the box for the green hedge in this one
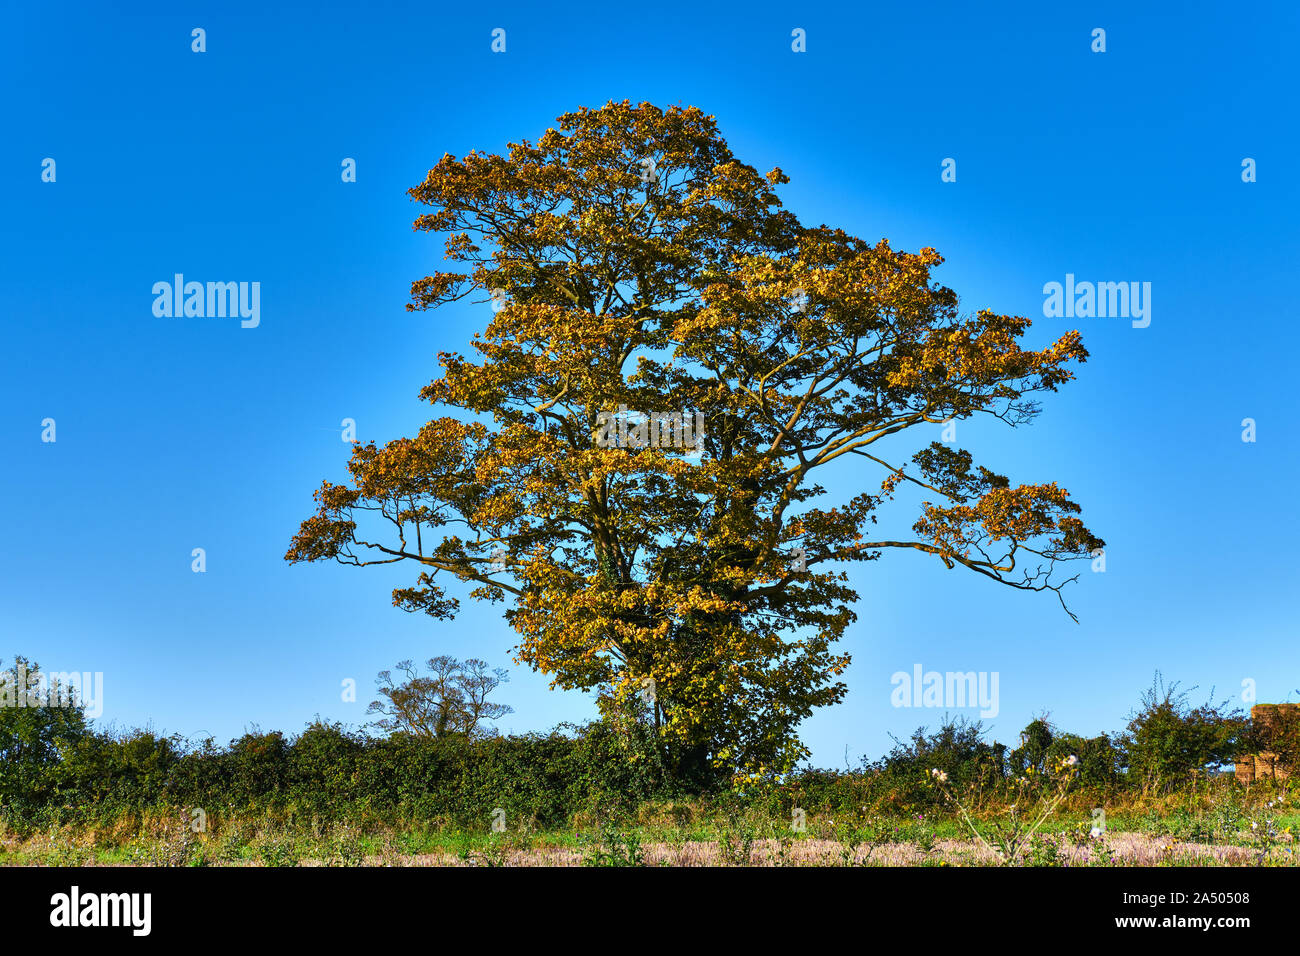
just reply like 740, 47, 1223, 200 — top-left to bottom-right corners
2, 719, 673, 832
2, 663, 1270, 834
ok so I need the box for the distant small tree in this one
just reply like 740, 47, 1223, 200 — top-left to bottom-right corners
1118, 673, 1247, 791
367, 656, 513, 738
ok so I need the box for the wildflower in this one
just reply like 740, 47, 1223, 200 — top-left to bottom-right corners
930, 769, 948, 784
1065, 755, 1079, 767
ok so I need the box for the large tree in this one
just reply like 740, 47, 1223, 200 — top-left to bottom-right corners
287, 101, 1102, 784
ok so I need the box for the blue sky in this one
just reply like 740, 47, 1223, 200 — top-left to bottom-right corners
2, 1, 1296, 764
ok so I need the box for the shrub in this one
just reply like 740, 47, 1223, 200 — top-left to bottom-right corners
1118, 674, 1248, 791
1009, 717, 1121, 790
867, 716, 1008, 810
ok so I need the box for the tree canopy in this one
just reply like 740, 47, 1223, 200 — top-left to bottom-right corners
287, 101, 1103, 784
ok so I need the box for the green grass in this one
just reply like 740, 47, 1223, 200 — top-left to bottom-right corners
4, 779, 1294, 867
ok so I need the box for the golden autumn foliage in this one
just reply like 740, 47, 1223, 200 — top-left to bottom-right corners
286, 101, 1103, 783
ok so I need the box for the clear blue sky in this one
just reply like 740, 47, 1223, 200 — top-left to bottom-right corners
3, 1, 1296, 764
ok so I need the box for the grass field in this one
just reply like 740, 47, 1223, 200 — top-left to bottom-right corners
5, 794, 1295, 867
